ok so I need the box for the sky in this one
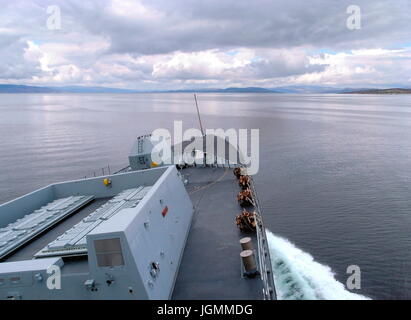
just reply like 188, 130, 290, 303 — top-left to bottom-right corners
0, 0, 410, 90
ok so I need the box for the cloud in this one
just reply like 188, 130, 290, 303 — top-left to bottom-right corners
293, 48, 411, 86
0, 0, 410, 88
0, 38, 42, 80
74, 0, 411, 54
151, 48, 321, 81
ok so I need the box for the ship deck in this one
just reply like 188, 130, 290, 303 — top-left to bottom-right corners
172, 166, 263, 300
1, 164, 266, 300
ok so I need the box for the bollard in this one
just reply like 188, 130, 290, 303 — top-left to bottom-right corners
239, 237, 253, 251
240, 249, 257, 276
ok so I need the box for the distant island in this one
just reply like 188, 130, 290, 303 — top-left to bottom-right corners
1, 84, 410, 94
343, 88, 411, 94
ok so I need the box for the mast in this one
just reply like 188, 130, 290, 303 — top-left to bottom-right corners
194, 94, 205, 136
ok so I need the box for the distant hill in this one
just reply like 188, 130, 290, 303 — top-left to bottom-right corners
157, 87, 279, 93
0, 84, 138, 93
0, 84, 276, 94
269, 85, 345, 94
221, 87, 275, 93
0, 84, 60, 93
267, 85, 389, 94
343, 88, 411, 94
56, 86, 139, 93
1, 84, 411, 94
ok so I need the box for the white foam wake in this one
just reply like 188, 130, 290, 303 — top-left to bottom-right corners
266, 230, 370, 300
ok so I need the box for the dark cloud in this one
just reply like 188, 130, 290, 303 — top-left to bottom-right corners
0, 0, 410, 87
68, 0, 411, 55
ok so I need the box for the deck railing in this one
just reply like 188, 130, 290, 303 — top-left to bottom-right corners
248, 173, 278, 300
81, 164, 131, 179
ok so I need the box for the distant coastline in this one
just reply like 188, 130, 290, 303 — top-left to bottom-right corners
342, 88, 411, 94
1, 84, 410, 94
0, 84, 138, 94
0, 85, 281, 94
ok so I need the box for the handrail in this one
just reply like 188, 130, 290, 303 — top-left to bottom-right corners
81, 164, 130, 179
246, 171, 277, 300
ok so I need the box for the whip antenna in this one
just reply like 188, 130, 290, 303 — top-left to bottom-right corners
194, 94, 205, 136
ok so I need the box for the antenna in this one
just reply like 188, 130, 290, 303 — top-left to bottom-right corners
194, 94, 205, 136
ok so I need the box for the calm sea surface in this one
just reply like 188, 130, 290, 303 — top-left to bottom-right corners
1, 93, 411, 299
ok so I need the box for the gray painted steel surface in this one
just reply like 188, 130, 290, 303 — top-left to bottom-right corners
128, 134, 156, 171
0, 196, 94, 259
35, 187, 152, 258
0, 135, 276, 300
172, 166, 264, 299
0, 166, 194, 299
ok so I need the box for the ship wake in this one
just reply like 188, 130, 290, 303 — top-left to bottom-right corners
266, 230, 370, 300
